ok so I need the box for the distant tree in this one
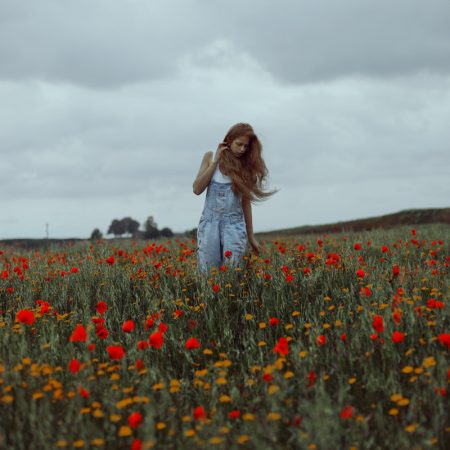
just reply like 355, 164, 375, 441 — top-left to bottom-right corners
160, 227, 174, 238
90, 228, 103, 240
107, 219, 127, 237
143, 216, 161, 239
122, 217, 140, 237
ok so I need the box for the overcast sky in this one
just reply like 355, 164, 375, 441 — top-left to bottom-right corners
1, 0, 449, 239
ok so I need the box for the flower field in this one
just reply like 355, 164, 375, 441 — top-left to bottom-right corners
0, 224, 449, 450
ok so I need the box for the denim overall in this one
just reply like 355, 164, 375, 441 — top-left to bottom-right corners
196, 180, 248, 274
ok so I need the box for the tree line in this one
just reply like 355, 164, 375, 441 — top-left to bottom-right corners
90, 216, 176, 240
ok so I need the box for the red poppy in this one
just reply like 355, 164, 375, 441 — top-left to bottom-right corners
306, 370, 316, 388
69, 358, 81, 373
228, 409, 241, 419
392, 265, 400, 277
78, 386, 89, 398
340, 333, 347, 342
96, 301, 107, 315
354, 243, 361, 250
122, 320, 135, 333
391, 331, 405, 343
224, 250, 232, 259
273, 337, 289, 355
16, 309, 35, 325
137, 340, 149, 350
107, 345, 125, 360
106, 256, 115, 265
372, 315, 384, 333
131, 439, 142, 450
128, 412, 143, 428
269, 317, 279, 326
135, 359, 145, 370
149, 331, 164, 349
437, 333, 450, 348
340, 405, 353, 419
158, 322, 168, 334
193, 406, 206, 420
316, 335, 326, 346
185, 337, 201, 349
212, 284, 220, 292
356, 269, 365, 278
69, 324, 87, 342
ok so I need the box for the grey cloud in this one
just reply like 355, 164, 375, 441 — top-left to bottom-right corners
1, 0, 450, 88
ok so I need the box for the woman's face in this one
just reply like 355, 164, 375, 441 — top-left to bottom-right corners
229, 135, 250, 159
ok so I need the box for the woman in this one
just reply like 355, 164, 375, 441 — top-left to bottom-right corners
193, 123, 278, 274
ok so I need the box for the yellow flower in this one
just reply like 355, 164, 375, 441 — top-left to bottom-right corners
118, 426, 132, 437
388, 408, 399, 416
422, 356, 436, 368
203, 348, 213, 355
348, 377, 356, 384
156, 422, 166, 430
401, 366, 414, 374
258, 341, 266, 346
215, 377, 227, 385
184, 429, 195, 437
390, 394, 402, 402
209, 437, 223, 444
219, 395, 231, 403
268, 385, 279, 395
237, 435, 250, 443
56, 441, 68, 448
32, 392, 44, 400
267, 412, 281, 421
73, 440, 84, 448
245, 314, 253, 320
405, 423, 418, 433
242, 413, 254, 421
109, 414, 121, 423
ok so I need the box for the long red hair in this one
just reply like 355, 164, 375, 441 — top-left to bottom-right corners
219, 123, 279, 203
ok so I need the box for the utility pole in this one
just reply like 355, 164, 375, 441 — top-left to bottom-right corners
45, 223, 49, 240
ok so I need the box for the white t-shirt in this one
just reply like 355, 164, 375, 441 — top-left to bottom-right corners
212, 164, 232, 183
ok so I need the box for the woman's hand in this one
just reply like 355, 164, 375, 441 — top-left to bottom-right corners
248, 235, 261, 256
213, 141, 228, 163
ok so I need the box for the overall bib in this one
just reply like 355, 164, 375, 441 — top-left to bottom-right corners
196, 173, 248, 274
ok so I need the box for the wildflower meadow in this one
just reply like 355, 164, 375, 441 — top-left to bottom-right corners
0, 224, 449, 450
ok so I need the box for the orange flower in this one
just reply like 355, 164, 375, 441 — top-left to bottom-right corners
69, 324, 87, 342
16, 309, 35, 325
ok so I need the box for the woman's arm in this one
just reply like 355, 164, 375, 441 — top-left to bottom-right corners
193, 152, 218, 195
242, 196, 261, 255
242, 196, 253, 236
